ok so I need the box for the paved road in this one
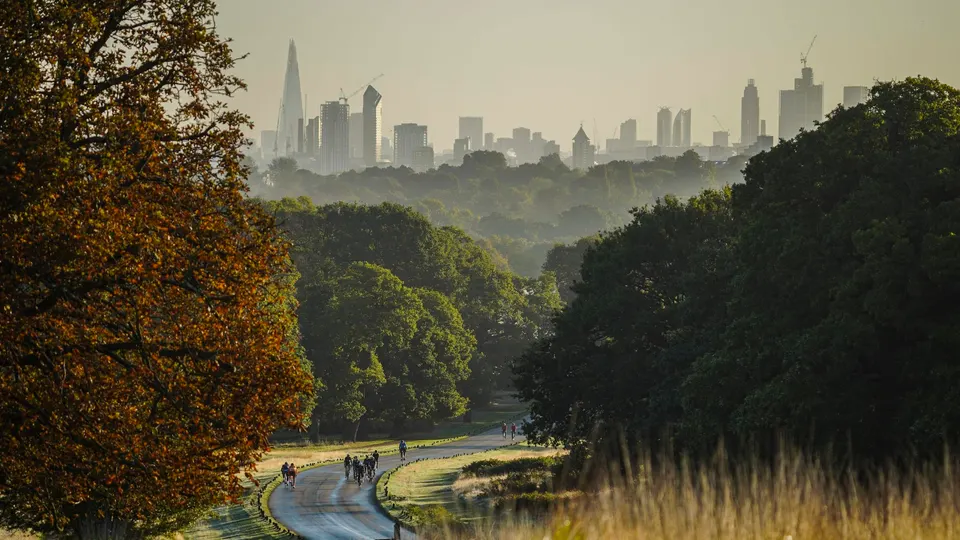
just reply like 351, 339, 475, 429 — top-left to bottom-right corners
269, 425, 525, 540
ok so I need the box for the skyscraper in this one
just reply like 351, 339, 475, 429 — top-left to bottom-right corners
779, 66, 824, 141
394, 123, 428, 168
620, 119, 638, 148
657, 107, 672, 147
513, 127, 531, 163
320, 101, 350, 175
484, 132, 494, 151
305, 117, 319, 155
741, 79, 760, 146
572, 126, 594, 170
363, 86, 383, 166
459, 117, 483, 153
349, 113, 363, 160
277, 40, 304, 157
843, 86, 870, 108
672, 109, 691, 147
453, 138, 471, 164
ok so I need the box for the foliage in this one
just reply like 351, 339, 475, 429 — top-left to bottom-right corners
514, 77, 960, 463
461, 456, 561, 477
542, 236, 601, 303
0, 1, 315, 537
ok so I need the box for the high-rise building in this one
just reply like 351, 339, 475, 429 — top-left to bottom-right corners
453, 137, 471, 164
779, 66, 823, 141
305, 117, 319, 155
657, 107, 673, 147
531, 132, 545, 162
412, 146, 434, 172
741, 79, 760, 146
320, 101, 350, 175
712, 131, 729, 147
277, 40, 304, 157
349, 113, 363, 159
620, 119, 638, 148
513, 127, 531, 163
484, 132, 494, 150
459, 117, 483, 154
543, 140, 560, 157
672, 109, 691, 147
363, 86, 383, 166
572, 126, 594, 170
261, 130, 278, 160
381, 135, 393, 163
394, 123, 428, 168
843, 86, 869, 108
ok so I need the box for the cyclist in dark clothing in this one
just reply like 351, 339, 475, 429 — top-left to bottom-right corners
343, 455, 351, 479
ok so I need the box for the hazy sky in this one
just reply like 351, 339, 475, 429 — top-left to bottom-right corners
216, 0, 959, 152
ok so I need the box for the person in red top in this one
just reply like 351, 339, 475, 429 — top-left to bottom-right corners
501, 422, 507, 439
288, 463, 298, 489
510, 422, 517, 440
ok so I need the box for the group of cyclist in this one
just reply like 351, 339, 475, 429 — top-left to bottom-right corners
280, 462, 299, 489
343, 451, 380, 486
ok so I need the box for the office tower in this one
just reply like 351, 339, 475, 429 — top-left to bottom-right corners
741, 79, 760, 146
412, 147, 434, 172
572, 126, 594, 170
672, 109, 691, 147
459, 117, 483, 153
620, 119, 638, 147
512, 127, 531, 163
453, 138, 471, 164
657, 107, 672, 147
394, 123, 428, 168
381, 135, 393, 162
305, 117, 319, 155
297, 118, 304, 154
543, 140, 560, 157
713, 131, 729, 147
277, 40, 304, 157
531, 132, 545, 161
320, 101, 350, 175
261, 130, 278, 160
363, 86, 383, 166
843, 86, 870, 108
484, 132, 494, 150
349, 113, 363, 159
779, 66, 824, 141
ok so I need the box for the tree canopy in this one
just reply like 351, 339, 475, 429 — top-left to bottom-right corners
0, 1, 315, 537
515, 77, 960, 463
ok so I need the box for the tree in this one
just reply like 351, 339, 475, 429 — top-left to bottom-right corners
0, 1, 315, 537
542, 236, 600, 303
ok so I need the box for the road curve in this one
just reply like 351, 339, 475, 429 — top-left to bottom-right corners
269, 425, 525, 540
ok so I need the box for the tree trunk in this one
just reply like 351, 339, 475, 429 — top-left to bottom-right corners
351, 416, 363, 443
72, 514, 145, 540
309, 409, 321, 443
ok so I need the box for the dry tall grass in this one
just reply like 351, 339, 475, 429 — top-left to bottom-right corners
425, 447, 960, 540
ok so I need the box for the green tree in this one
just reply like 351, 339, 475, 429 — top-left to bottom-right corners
543, 236, 600, 303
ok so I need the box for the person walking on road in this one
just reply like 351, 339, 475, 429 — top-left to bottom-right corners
399, 440, 407, 461
511, 422, 517, 440
281, 462, 290, 485
501, 422, 507, 439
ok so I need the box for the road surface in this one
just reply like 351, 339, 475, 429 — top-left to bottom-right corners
269, 425, 525, 540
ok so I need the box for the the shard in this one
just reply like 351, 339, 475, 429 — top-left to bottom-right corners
277, 40, 304, 156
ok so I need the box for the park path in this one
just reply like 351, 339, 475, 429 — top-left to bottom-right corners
269, 425, 525, 540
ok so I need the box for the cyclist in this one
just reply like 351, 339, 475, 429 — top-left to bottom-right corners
288, 463, 298, 489
511, 422, 517, 440
352, 456, 362, 484
372, 450, 380, 471
501, 422, 507, 439
281, 462, 290, 485
343, 454, 351, 479
399, 440, 407, 461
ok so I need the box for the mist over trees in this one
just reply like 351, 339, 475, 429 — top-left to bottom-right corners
514, 77, 960, 464
249, 150, 747, 277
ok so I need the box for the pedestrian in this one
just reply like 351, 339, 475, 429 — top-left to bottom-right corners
511, 422, 517, 440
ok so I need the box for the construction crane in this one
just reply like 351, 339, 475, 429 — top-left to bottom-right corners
800, 35, 817, 68
712, 115, 729, 133
272, 101, 283, 157
339, 73, 385, 104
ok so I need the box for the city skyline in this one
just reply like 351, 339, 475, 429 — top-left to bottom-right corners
221, 0, 959, 151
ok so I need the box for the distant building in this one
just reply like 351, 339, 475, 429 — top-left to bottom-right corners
713, 130, 729, 147
620, 119, 638, 148
761, 119, 767, 136
779, 66, 823, 141
363, 86, 383, 166
744, 134, 775, 158
278, 40, 304, 157
494, 137, 514, 155
672, 109, 691, 147
484, 132, 494, 150
261, 130, 278, 160
394, 123, 428, 168
657, 107, 672, 147
843, 86, 869, 108
531, 132, 545, 162
543, 140, 560, 157
741, 79, 760, 146
320, 101, 350, 175
513, 127, 532, 163
305, 117, 320, 155
572, 126, 594, 170
381, 135, 392, 163
412, 146, 434, 172
453, 137, 471, 164
349, 112, 363, 159
459, 117, 483, 154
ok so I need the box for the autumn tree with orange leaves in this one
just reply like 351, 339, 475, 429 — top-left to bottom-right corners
0, 1, 316, 537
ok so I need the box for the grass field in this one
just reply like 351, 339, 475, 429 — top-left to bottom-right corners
379, 443, 563, 526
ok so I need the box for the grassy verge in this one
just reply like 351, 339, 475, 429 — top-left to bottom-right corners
377, 443, 563, 529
